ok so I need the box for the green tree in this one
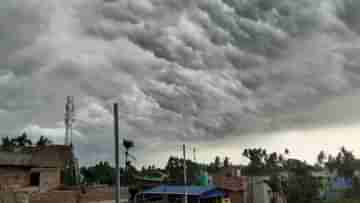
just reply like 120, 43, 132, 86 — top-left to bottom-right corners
165, 156, 200, 185
316, 150, 326, 169
224, 157, 230, 168
326, 147, 356, 178
214, 156, 221, 169
13, 132, 32, 147
1, 133, 33, 151
265, 152, 282, 171
1, 136, 16, 151
207, 156, 222, 173
36, 136, 53, 147
244, 148, 321, 203
123, 139, 135, 185
242, 148, 268, 175
281, 154, 321, 203
123, 139, 134, 168
285, 148, 290, 155
285, 172, 320, 203
80, 161, 116, 185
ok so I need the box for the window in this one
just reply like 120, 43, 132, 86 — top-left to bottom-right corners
30, 172, 40, 186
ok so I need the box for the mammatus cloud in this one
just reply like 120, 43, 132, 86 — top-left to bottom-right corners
2, 0, 360, 165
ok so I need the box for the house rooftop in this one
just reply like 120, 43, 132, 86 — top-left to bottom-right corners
0, 145, 74, 168
140, 185, 225, 199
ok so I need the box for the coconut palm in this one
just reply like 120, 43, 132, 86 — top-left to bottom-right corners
13, 132, 32, 147
123, 139, 134, 169
1, 136, 16, 151
36, 136, 53, 147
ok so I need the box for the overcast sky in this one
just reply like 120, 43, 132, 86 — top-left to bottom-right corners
2, 0, 360, 167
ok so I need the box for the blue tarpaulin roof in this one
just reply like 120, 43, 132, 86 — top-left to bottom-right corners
141, 185, 225, 198
332, 177, 353, 190
201, 190, 226, 199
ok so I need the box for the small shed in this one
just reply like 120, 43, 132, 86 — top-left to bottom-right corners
137, 185, 225, 203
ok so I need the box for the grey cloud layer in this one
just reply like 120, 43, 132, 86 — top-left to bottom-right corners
2, 0, 360, 164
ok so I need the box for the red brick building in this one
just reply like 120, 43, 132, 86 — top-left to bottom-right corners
0, 145, 76, 192
212, 166, 247, 203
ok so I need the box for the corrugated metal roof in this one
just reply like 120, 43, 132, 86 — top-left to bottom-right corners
201, 190, 225, 199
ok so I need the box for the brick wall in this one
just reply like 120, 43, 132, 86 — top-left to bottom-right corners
30, 191, 78, 203
39, 169, 61, 192
79, 188, 114, 203
0, 168, 30, 191
228, 191, 244, 203
29, 187, 117, 203
0, 191, 30, 203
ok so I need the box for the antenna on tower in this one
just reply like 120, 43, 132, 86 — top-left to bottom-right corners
65, 96, 75, 146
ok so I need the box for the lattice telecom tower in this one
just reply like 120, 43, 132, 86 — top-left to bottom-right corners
64, 96, 75, 146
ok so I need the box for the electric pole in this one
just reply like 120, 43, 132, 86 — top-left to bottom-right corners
183, 144, 188, 203
114, 103, 120, 203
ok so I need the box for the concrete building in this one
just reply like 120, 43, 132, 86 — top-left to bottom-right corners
247, 176, 271, 203
0, 145, 77, 192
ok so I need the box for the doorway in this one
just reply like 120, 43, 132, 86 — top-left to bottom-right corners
30, 172, 40, 186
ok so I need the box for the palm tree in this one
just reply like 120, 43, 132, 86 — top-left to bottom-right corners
123, 139, 134, 186
285, 148, 290, 155
13, 132, 32, 147
1, 136, 15, 151
36, 136, 53, 147
123, 139, 134, 169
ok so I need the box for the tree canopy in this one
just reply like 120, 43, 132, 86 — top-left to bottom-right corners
165, 156, 202, 185
36, 136, 53, 147
1, 133, 54, 151
1, 133, 34, 151
80, 161, 117, 185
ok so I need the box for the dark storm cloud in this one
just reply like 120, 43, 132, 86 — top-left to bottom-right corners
3, 0, 360, 165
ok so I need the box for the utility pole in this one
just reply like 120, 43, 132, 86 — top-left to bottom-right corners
183, 144, 188, 203
193, 147, 196, 162
114, 103, 120, 203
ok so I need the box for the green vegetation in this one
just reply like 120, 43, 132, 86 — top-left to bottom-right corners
242, 148, 320, 203
80, 161, 116, 185
242, 147, 360, 203
36, 136, 53, 147
165, 156, 202, 185
1, 133, 53, 151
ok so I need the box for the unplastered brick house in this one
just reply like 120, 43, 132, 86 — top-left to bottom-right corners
0, 145, 76, 192
211, 166, 248, 203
